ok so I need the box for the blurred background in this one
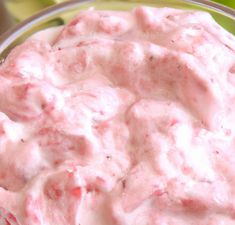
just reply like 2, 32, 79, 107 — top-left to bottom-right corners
0, 0, 234, 35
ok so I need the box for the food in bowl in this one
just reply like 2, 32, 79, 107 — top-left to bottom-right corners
0, 5, 235, 225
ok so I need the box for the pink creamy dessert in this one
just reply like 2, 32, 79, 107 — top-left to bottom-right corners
0, 6, 235, 225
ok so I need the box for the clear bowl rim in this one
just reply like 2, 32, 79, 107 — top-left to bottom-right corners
0, 0, 235, 55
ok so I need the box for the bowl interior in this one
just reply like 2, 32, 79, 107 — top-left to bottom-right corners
0, 0, 235, 60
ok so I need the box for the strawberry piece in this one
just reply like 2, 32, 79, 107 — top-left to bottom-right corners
0, 207, 19, 225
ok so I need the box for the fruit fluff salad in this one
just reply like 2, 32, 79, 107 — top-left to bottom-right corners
0, 6, 235, 225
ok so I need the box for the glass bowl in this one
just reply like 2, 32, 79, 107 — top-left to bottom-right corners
0, 0, 235, 61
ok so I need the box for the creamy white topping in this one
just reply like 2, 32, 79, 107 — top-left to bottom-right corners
0, 6, 235, 225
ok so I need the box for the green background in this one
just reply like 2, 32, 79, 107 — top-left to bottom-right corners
213, 0, 235, 9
